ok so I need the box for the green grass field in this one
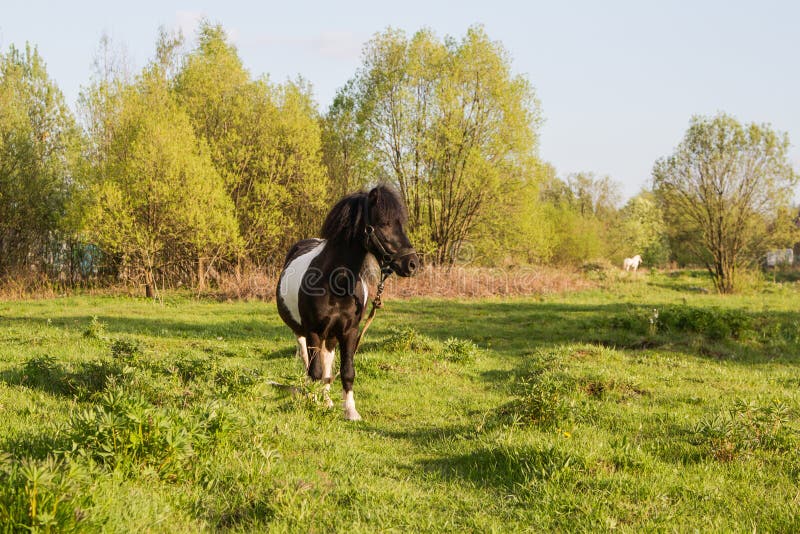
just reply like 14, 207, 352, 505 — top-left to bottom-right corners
1, 271, 799, 532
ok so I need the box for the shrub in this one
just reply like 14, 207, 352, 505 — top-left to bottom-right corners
608, 305, 755, 341
439, 338, 480, 364
65, 385, 233, 481
692, 398, 798, 461
17, 355, 122, 398
173, 353, 217, 382
496, 353, 576, 427
83, 316, 107, 339
110, 338, 142, 362
384, 327, 438, 354
0, 453, 93, 531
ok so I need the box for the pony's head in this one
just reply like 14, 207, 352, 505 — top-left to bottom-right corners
321, 185, 419, 277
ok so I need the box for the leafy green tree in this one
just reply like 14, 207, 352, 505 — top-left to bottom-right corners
82, 59, 240, 296
0, 44, 82, 276
321, 80, 375, 202
564, 172, 621, 220
653, 114, 798, 292
327, 26, 542, 264
536, 171, 622, 265
174, 22, 328, 265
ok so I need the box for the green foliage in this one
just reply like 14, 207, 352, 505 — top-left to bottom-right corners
109, 338, 141, 363
608, 304, 754, 341
15, 355, 121, 398
65, 385, 232, 482
654, 113, 798, 292
496, 351, 576, 427
0, 43, 82, 275
693, 398, 797, 461
81, 56, 241, 293
83, 316, 107, 339
440, 338, 480, 363
325, 26, 542, 265
383, 327, 479, 364
0, 454, 93, 532
383, 326, 438, 354
174, 22, 328, 264
611, 191, 670, 266
536, 171, 623, 265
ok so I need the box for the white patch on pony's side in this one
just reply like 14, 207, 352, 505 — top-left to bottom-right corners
359, 276, 369, 309
343, 390, 361, 421
278, 241, 326, 324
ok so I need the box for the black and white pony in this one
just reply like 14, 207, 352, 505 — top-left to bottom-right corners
276, 185, 419, 420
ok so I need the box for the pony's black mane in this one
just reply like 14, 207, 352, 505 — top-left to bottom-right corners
321, 185, 408, 246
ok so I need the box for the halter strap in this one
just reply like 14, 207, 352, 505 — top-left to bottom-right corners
354, 194, 415, 352
361, 195, 416, 274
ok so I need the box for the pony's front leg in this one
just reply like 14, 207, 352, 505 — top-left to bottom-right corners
338, 329, 361, 421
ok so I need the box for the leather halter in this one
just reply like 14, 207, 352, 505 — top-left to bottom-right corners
361, 195, 416, 276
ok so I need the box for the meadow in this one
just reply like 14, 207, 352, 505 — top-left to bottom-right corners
0, 270, 799, 532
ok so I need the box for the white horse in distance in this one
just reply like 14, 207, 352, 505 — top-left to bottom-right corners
623, 254, 643, 272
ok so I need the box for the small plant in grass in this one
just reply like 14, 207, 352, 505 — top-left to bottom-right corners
648, 308, 660, 336
496, 353, 576, 428
384, 327, 439, 354
173, 353, 217, 383
692, 398, 797, 461
110, 338, 142, 363
21, 355, 63, 389
0, 453, 93, 531
64, 383, 233, 481
439, 337, 480, 363
83, 316, 107, 339
17, 355, 123, 398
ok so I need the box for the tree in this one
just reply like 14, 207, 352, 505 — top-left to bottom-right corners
564, 172, 621, 220
174, 22, 328, 266
653, 114, 798, 292
326, 26, 542, 264
82, 59, 240, 296
0, 44, 82, 276
321, 80, 375, 202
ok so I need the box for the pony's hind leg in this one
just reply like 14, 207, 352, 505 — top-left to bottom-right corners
321, 338, 336, 409
296, 336, 309, 370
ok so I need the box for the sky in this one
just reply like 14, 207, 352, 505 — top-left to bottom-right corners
2, 0, 799, 200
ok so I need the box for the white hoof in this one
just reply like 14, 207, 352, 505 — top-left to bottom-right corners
344, 408, 362, 421
324, 397, 334, 409
343, 390, 361, 420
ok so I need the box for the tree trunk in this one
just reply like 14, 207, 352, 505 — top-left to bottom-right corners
197, 257, 206, 291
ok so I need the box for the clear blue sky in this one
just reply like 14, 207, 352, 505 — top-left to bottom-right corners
2, 0, 798, 200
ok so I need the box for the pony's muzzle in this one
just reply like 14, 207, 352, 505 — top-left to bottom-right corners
397, 252, 420, 277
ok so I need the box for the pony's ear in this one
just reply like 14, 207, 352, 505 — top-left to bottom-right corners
367, 186, 380, 204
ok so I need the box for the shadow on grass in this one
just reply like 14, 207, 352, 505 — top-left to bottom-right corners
357, 422, 479, 447
0, 356, 121, 398
418, 444, 583, 491
0, 430, 67, 461
3, 298, 800, 370
375, 300, 800, 366
1, 314, 287, 342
